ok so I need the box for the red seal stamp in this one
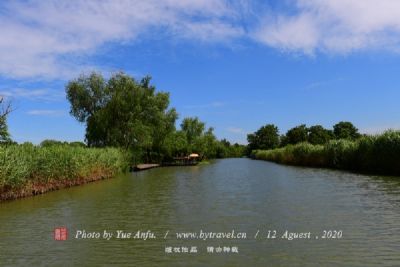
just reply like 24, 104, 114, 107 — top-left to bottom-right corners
54, 227, 68, 241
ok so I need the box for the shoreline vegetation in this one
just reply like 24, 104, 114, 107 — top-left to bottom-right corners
0, 143, 129, 201
2, 71, 400, 201
250, 128, 400, 177
0, 72, 245, 201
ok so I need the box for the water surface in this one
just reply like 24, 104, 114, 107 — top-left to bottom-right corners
1, 159, 399, 266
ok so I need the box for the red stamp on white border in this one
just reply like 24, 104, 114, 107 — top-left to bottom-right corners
54, 227, 68, 241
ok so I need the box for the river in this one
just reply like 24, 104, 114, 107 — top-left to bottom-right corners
1, 158, 399, 266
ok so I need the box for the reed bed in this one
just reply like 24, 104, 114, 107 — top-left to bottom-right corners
0, 143, 130, 200
253, 130, 400, 176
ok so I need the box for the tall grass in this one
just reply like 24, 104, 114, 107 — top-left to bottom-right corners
0, 143, 130, 200
253, 130, 400, 176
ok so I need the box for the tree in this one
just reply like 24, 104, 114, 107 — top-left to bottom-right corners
247, 124, 280, 151
285, 124, 308, 145
180, 117, 205, 146
66, 72, 177, 162
0, 97, 12, 143
195, 127, 218, 158
40, 139, 66, 147
308, 125, 333, 145
163, 130, 189, 158
179, 117, 218, 158
333, 121, 360, 140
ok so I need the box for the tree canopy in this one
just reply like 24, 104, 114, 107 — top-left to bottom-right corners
66, 72, 178, 161
284, 124, 308, 145
308, 125, 334, 145
333, 121, 360, 140
247, 122, 362, 153
67, 72, 177, 147
247, 124, 280, 151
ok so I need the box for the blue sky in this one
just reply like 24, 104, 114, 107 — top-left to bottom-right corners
1, 0, 400, 144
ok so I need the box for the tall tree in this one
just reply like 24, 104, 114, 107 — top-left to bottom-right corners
285, 124, 308, 145
180, 117, 205, 147
179, 117, 218, 158
333, 121, 360, 140
308, 125, 333, 145
247, 124, 280, 151
66, 72, 177, 162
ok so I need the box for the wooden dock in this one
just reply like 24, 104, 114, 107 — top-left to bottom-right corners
133, 164, 160, 171
162, 162, 199, 167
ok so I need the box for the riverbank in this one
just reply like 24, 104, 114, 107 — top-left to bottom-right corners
0, 144, 130, 201
253, 130, 400, 176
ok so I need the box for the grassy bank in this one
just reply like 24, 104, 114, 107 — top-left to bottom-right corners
253, 130, 400, 176
0, 144, 130, 201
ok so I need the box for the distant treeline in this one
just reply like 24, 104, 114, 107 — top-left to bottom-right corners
247, 121, 361, 152
248, 122, 400, 176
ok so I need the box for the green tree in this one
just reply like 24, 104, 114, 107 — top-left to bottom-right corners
178, 117, 219, 158
181, 117, 205, 147
247, 124, 280, 151
308, 125, 333, 145
66, 72, 177, 162
196, 127, 218, 158
0, 97, 12, 143
40, 139, 66, 147
285, 124, 308, 145
333, 121, 360, 140
163, 130, 189, 159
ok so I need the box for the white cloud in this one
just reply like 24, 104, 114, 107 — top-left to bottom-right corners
253, 0, 400, 54
254, 13, 318, 55
3, 0, 400, 79
26, 109, 66, 116
183, 101, 225, 109
0, 0, 242, 79
227, 127, 245, 134
0, 88, 64, 101
305, 77, 344, 90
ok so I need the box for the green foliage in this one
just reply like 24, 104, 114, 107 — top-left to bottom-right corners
323, 139, 358, 169
250, 122, 361, 152
69, 141, 87, 148
333, 121, 360, 140
253, 130, 400, 176
66, 72, 177, 162
181, 117, 205, 146
216, 139, 246, 158
65, 72, 247, 162
284, 124, 308, 145
179, 117, 223, 159
163, 117, 246, 160
0, 144, 129, 190
247, 124, 280, 152
40, 139, 67, 147
308, 125, 334, 145
40, 140, 87, 148
163, 130, 189, 159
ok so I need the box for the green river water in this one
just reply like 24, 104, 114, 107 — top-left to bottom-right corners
1, 158, 399, 266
